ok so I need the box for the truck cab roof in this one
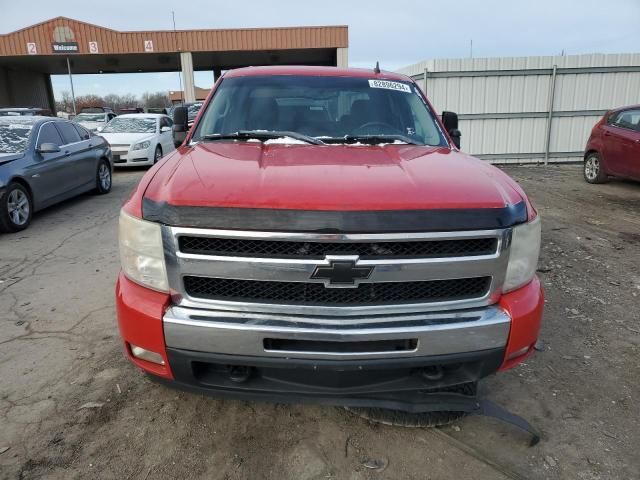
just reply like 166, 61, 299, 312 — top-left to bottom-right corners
224, 65, 412, 82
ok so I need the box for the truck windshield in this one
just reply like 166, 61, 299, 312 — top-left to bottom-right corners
192, 75, 447, 146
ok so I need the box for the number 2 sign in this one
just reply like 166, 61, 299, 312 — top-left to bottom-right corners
27, 42, 37, 55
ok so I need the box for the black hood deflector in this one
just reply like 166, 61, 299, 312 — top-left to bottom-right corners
142, 198, 527, 233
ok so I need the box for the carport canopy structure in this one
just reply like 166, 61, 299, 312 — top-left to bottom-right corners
0, 17, 349, 111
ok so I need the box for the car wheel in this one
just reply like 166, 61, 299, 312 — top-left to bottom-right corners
94, 159, 112, 194
344, 382, 477, 427
0, 182, 33, 233
584, 153, 608, 184
153, 145, 163, 164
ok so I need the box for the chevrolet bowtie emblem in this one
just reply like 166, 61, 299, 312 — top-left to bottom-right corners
311, 260, 373, 287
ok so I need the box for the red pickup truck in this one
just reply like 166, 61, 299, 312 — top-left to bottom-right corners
117, 66, 543, 425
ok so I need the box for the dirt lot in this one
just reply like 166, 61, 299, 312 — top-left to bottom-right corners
0, 164, 638, 480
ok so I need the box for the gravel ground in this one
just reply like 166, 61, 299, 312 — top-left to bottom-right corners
0, 164, 638, 480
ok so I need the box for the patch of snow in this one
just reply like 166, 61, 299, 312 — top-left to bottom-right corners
263, 137, 308, 145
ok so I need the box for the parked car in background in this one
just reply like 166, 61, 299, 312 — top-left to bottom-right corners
584, 105, 640, 183
81, 106, 115, 114
73, 111, 117, 132
0, 116, 112, 232
98, 113, 174, 167
117, 107, 144, 115
147, 107, 169, 115
0, 107, 52, 117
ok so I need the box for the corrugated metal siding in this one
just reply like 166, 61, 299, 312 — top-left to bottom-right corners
461, 118, 548, 155
399, 53, 640, 164
0, 17, 348, 56
3, 70, 51, 108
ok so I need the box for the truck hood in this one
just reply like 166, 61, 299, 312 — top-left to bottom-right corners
144, 143, 526, 212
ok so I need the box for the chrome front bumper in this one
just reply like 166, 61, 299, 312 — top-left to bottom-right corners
163, 305, 511, 361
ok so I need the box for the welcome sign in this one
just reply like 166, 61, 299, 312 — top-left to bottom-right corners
52, 42, 79, 53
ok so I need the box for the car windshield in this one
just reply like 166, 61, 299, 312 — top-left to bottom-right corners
0, 120, 33, 154
102, 117, 156, 133
74, 113, 106, 122
192, 75, 447, 146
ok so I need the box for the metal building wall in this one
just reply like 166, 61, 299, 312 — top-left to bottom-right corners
0, 67, 53, 109
398, 54, 640, 163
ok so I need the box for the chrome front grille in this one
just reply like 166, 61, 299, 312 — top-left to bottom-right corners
177, 236, 498, 259
183, 276, 491, 305
162, 227, 511, 316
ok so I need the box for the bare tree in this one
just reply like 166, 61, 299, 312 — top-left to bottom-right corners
102, 93, 139, 111
54, 90, 170, 114
55, 91, 73, 113
75, 94, 105, 112
141, 92, 170, 110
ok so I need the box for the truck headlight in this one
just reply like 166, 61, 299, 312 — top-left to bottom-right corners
119, 210, 169, 292
132, 140, 151, 151
503, 216, 541, 293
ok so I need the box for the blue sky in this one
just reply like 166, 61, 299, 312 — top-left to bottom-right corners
4, 0, 640, 99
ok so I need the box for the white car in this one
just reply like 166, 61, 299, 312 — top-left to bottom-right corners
98, 114, 175, 167
73, 111, 116, 132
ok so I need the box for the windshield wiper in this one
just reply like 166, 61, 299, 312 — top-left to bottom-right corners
323, 134, 422, 146
202, 130, 325, 145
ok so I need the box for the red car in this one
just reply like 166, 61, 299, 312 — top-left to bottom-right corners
584, 105, 640, 183
116, 66, 543, 425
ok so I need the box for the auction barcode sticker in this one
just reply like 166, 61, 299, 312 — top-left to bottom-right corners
368, 79, 411, 93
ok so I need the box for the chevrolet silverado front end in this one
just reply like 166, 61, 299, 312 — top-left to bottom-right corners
116, 66, 543, 423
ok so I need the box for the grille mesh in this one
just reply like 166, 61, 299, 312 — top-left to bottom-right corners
178, 236, 497, 259
183, 276, 491, 305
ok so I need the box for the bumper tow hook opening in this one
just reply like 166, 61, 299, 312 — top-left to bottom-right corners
228, 365, 251, 383
421, 365, 444, 381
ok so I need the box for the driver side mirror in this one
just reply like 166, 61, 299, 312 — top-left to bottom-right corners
442, 111, 461, 149
172, 106, 188, 133
37, 142, 61, 154
160, 126, 172, 133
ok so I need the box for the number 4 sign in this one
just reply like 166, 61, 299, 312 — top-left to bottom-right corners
27, 42, 37, 55
144, 40, 154, 52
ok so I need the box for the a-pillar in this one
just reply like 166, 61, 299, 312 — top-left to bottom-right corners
180, 52, 196, 102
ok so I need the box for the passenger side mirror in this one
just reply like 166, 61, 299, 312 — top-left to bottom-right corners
96, 126, 104, 133
37, 142, 61, 154
173, 106, 188, 133
442, 111, 461, 149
